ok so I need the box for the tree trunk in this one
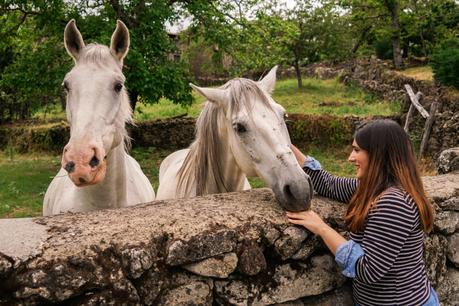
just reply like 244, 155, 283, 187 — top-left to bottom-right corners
128, 90, 138, 112
294, 60, 302, 89
388, 0, 403, 69
352, 25, 372, 54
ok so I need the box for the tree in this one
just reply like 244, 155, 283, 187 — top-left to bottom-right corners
340, 0, 459, 67
0, 1, 69, 121
248, 1, 353, 88
186, 0, 353, 88
340, 0, 403, 68
401, 0, 459, 57
0, 0, 208, 121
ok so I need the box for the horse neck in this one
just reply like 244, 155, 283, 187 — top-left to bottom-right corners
205, 125, 246, 193
79, 144, 127, 208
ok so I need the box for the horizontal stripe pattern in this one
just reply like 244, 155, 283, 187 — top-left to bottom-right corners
304, 168, 431, 306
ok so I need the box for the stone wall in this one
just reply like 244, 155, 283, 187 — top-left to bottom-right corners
0, 116, 401, 154
0, 170, 458, 306
302, 59, 459, 158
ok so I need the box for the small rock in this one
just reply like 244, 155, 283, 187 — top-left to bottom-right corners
274, 226, 309, 260
166, 230, 237, 266
437, 147, 459, 174
120, 247, 153, 279
438, 197, 459, 211
447, 233, 459, 267
182, 252, 238, 278
437, 268, 459, 305
424, 235, 448, 287
434, 211, 459, 234
158, 281, 212, 306
238, 242, 266, 276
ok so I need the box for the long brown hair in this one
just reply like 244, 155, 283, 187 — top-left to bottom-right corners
345, 120, 433, 233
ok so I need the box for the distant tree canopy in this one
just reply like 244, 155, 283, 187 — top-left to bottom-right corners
0, 0, 458, 122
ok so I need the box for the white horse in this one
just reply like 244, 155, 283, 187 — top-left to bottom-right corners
156, 66, 313, 211
43, 20, 155, 216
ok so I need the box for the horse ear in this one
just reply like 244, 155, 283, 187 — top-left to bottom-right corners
258, 65, 278, 95
190, 83, 230, 107
64, 19, 85, 62
110, 20, 130, 62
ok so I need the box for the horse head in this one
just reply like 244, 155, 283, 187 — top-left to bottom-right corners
61, 20, 132, 187
190, 66, 313, 211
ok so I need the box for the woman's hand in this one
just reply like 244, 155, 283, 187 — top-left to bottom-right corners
287, 210, 347, 255
286, 210, 328, 236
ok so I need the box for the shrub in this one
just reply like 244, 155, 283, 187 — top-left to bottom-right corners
374, 37, 393, 60
431, 38, 459, 89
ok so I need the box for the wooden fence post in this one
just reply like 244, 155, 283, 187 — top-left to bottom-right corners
404, 84, 437, 158
419, 101, 439, 158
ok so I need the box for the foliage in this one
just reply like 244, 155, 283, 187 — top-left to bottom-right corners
0, 2, 69, 122
431, 38, 459, 89
341, 0, 459, 64
400, 0, 459, 57
0, 0, 208, 122
0, 0, 458, 122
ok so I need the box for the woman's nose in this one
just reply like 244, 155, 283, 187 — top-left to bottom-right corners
348, 153, 355, 162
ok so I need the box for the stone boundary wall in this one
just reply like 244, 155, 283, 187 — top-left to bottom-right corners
299, 59, 459, 158
0, 172, 458, 306
0, 115, 399, 154
0, 59, 456, 157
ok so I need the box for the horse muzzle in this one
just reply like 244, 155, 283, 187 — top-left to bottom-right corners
66, 161, 107, 187
271, 173, 313, 211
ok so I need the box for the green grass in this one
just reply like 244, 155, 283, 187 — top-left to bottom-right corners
33, 77, 400, 121
0, 151, 61, 218
397, 66, 433, 81
0, 145, 357, 218
272, 78, 400, 116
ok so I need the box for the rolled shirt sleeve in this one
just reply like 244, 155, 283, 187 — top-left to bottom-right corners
335, 240, 365, 278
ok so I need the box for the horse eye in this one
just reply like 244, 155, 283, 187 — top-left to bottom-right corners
233, 123, 247, 134
114, 83, 123, 93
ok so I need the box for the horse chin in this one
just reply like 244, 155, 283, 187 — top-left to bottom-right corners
277, 197, 311, 212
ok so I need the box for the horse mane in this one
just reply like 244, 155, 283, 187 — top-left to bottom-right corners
176, 78, 273, 196
77, 43, 133, 150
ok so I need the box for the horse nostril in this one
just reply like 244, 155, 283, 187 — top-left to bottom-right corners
284, 184, 294, 199
89, 155, 99, 168
79, 177, 86, 184
64, 161, 75, 173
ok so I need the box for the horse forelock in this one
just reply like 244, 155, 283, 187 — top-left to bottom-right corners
70, 43, 132, 151
177, 78, 273, 196
78, 44, 121, 69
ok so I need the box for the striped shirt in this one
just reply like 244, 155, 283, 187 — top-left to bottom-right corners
304, 168, 431, 306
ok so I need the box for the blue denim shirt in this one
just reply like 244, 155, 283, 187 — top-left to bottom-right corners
303, 155, 322, 171
335, 240, 364, 278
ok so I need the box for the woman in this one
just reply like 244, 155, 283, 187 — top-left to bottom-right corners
288, 119, 438, 306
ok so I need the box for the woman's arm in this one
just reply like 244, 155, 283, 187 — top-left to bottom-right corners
287, 210, 364, 278
291, 144, 358, 203
286, 210, 346, 254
